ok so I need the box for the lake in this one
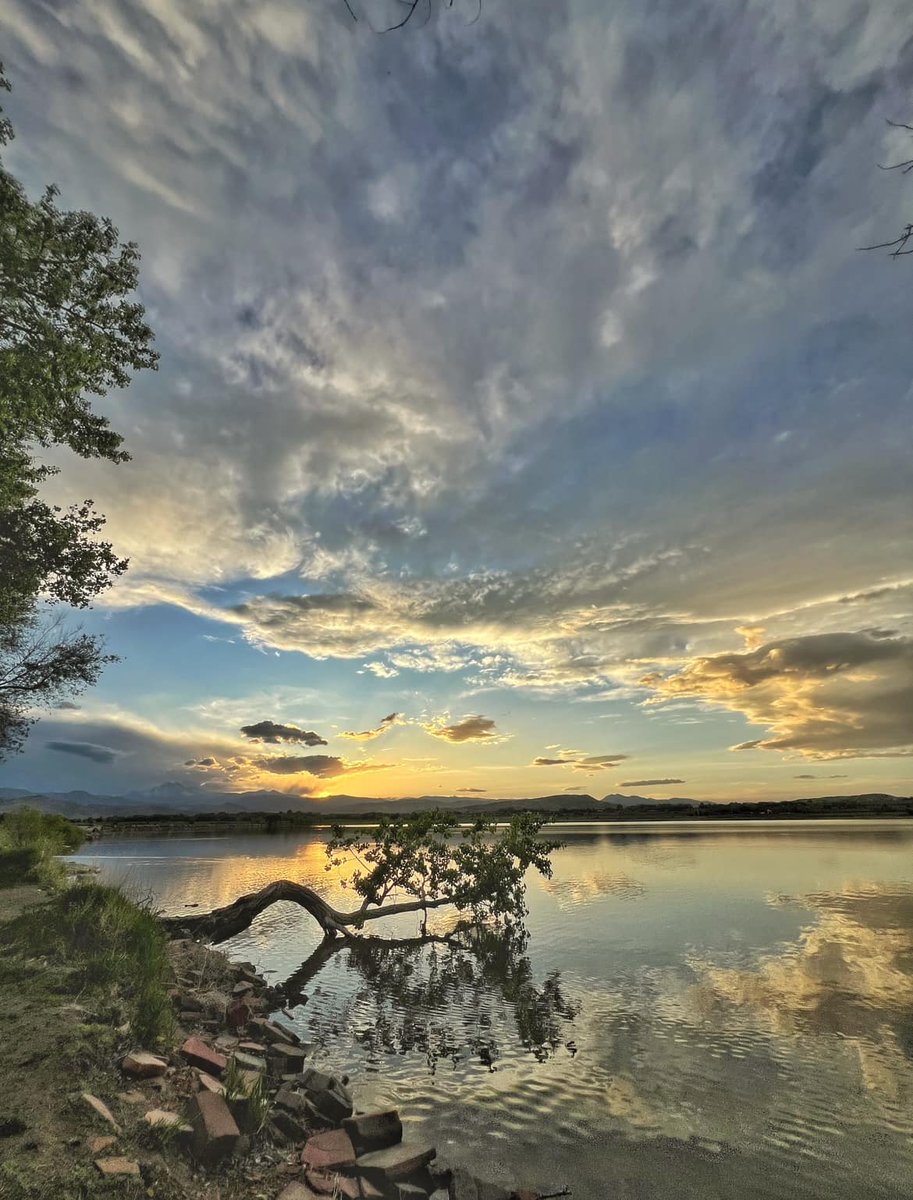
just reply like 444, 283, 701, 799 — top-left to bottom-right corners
71, 821, 913, 1199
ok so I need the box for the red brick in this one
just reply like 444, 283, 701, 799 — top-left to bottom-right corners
181, 1036, 227, 1077
191, 1090, 240, 1164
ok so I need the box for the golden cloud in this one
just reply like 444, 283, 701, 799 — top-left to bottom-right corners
423, 714, 506, 743
641, 631, 913, 759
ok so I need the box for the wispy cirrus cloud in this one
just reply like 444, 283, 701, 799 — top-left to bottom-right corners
340, 712, 403, 742
533, 749, 629, 772
620, 778, 685, 787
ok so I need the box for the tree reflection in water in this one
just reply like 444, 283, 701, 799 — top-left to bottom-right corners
276, 922, 580, 1074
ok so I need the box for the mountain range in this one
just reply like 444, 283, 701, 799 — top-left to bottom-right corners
0, 783, 906, 819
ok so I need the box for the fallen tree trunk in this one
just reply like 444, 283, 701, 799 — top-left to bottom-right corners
161, 879, 457, 944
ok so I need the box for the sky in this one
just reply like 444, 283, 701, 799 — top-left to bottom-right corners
1, 0, 912, 803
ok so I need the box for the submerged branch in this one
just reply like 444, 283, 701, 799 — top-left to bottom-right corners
161, 878, 459, 944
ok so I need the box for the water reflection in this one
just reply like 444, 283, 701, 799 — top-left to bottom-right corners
690, 883, 913, 1111
277, 923, 580, 1072
75, 822, 913, 1199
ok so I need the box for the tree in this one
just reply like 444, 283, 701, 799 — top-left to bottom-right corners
859, 119, 913, 258
164, 810, 559, 942
0, 65, 157, 755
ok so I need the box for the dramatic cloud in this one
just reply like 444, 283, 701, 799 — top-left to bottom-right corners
340, 712, 403, 742
3, 0, 913, 800
423, 715, 505, 744
534, 750, 629, 772
620, 779, 685, 787
240, 721, 328, 746
250, 754, 391, 779
794, 773, 849, 780
642, 632, 913, 760
184, 757, 218, 768
45, 740, 122, 764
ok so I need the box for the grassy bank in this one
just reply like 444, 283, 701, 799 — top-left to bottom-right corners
0, 807, 85, 887
0, 810, 179, 1197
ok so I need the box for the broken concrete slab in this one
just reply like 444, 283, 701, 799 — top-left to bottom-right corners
80, 1093, 120, 1132
194, 1070, 226, 1096
122, 1050, 168, 1078
143, 1109, 193, 1134
306, 1171, 383, 1199
95, 1157, 140, 1177
356, 1141, 436, 1182
343, 1109, 403, 1156
301, 1128, 357, 1170
86, 1135, 116, 1154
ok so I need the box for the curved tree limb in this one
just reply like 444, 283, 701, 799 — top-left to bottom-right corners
162, 878, 459, 944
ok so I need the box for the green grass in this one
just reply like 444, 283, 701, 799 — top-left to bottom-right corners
0, 881, 175, 1045
0, 807, 85, 888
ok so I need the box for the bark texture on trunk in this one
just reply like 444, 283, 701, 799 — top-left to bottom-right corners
161, 878, 456, 944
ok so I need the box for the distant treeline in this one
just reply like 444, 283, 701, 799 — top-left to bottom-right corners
497, 795, 913, 820
90, 810, 318, 833
83, 792, 913, 833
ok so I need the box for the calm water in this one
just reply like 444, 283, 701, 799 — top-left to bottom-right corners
72, 821, 913, 1199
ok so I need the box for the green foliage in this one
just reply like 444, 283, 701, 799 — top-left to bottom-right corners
0, 806, 85, 886
0, 64, 156, 757
0, 881, 175, 1044
327, 810, 560, 930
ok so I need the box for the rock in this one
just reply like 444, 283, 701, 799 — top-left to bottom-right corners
270, 1109, 311, 1142
306, 1171, 383, 1199
356, 1142, 436, 1182
233, 980, 255, 996
194, 1070, 226, 1096
511, 1191, 541, 1200
231, 1050, 266, 1073
87, 1135, 116, 1154
249, 1016, 301, 1045
237, 1040, 268, 1054
116, 1091, 146, 1106
295, 1068, 353, 1124
275, 1086, 310, 1118
225, 998, 253, 1030
122, 1050, 169, 1078
448, 1169, 512, 1200
190, 1090, 241, 1164
214, 1035, 241, 1053
301, 1128, 357, 1170
181, 1036, 227, 1077
143, 1109, 193, 1134
269, 1043, 311, 1072
95, 1157, 141, 1176
80, 1093, 120, 1132
343, 1109, 403, 1156
278, 1184, 322, 1200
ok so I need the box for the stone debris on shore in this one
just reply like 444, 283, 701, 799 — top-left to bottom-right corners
80, 937, 555, 1200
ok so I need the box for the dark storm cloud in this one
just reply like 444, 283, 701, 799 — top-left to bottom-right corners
240, 720, 328, 746
46, 740, 121, 764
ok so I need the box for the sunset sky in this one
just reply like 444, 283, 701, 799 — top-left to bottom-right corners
1, 0, 911, 802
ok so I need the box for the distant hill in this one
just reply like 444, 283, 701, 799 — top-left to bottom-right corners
0, 785, 909, 821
